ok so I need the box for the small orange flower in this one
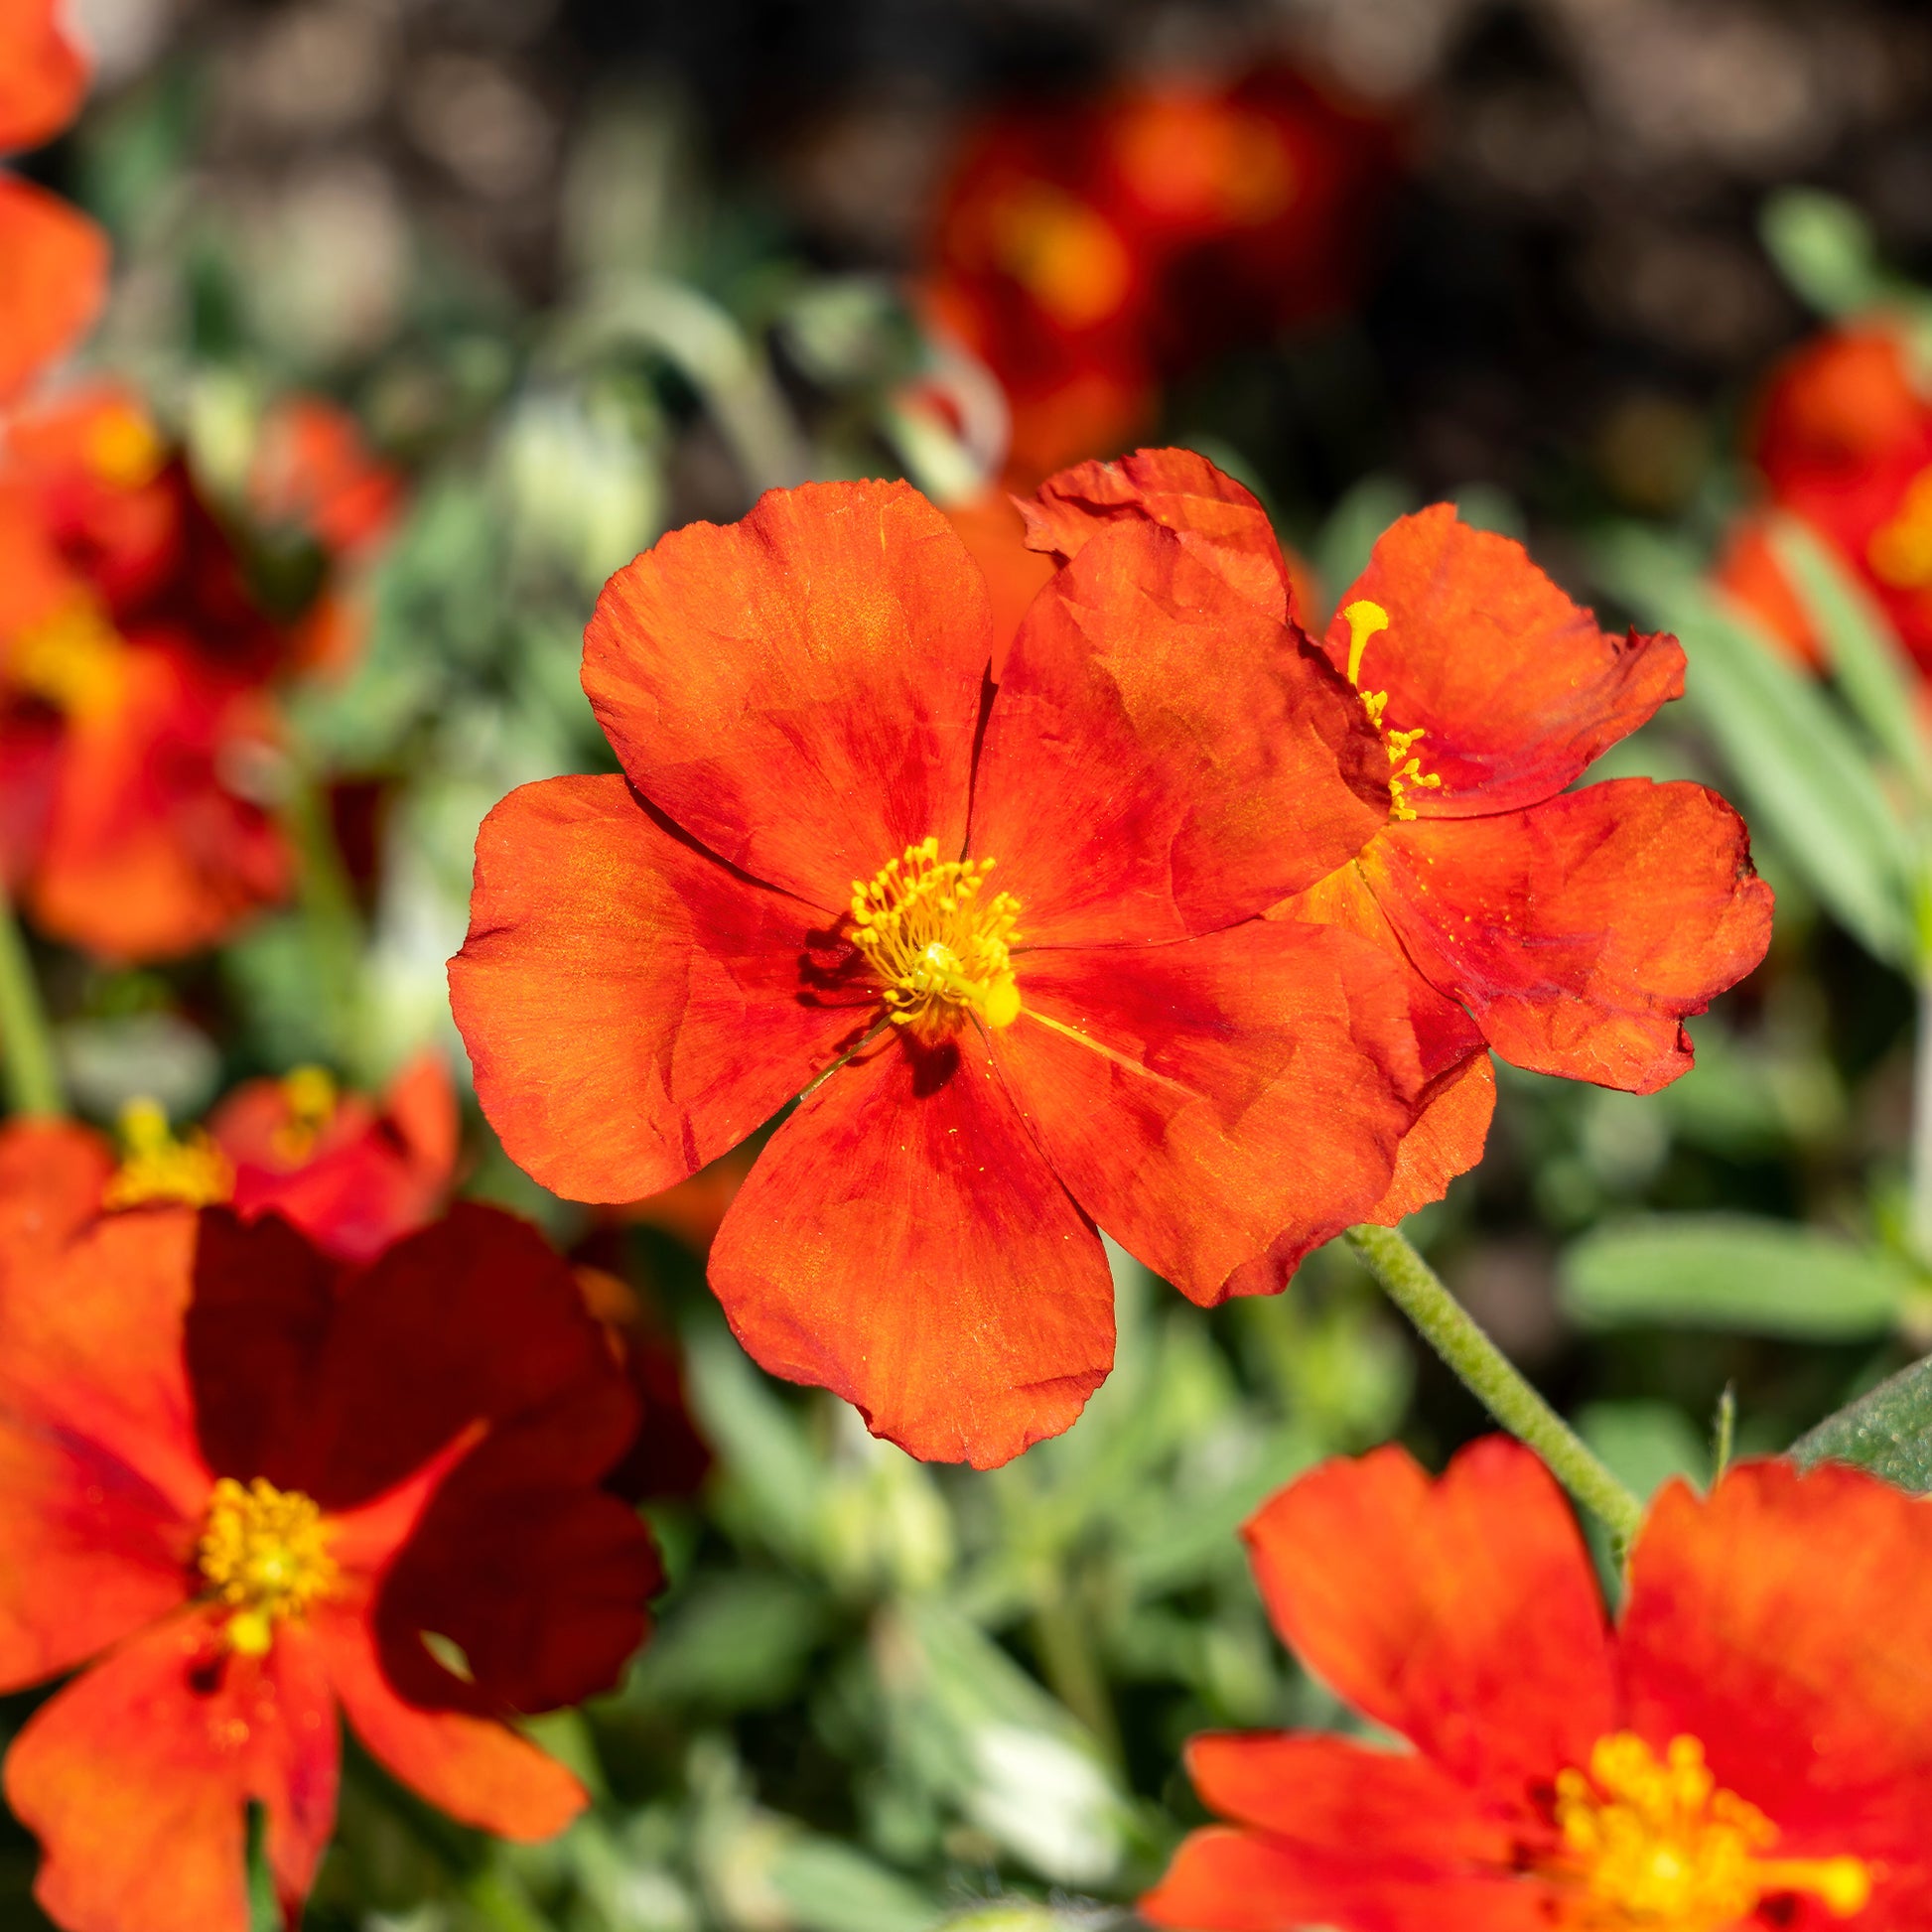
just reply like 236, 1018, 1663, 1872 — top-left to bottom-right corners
1026, 449, 1774, 1256
1718, 325, 1932, 673
0, 0, 107, 405
922, 68, 1397, 483
0, 1201, 660, 1932
1145, 1439, 1925, 1932
451, 477, 1484, 1466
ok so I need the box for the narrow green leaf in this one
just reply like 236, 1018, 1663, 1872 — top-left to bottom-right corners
1790, 1354, 1932, 1490
1759, 189, 1888, 319
767, 1837, 942, 1932
1592, 525, 1918, 966
1561, 1215, 1912, 1338
1767, 512, 1932, 793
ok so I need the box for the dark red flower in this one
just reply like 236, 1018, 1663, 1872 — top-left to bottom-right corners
0, 1200, 658, 1932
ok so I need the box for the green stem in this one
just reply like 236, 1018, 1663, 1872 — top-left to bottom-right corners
281, 770, 363, 1066
0, 879, 63, 1117
1029, 1561, 1122, 1771
1345, 1223, 1644, 1547
1909, 970, 1932, 1266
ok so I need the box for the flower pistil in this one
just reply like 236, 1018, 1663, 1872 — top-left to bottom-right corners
850, 836, 1023, 1041
1551, 1732, 1871, 1930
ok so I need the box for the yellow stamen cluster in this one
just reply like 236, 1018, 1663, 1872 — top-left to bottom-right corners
1868, 466, 1932, 590
1342, 598, 1443, 821
1553, 1733, 1871, 1930
101, 1097, 235, 1210
271, 1064, 339, 1164
8, 599, 128, 721
198, 1476, 340, 1657
850, 837, 1023, 1041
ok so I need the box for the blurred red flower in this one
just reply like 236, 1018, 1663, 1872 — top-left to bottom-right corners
923, 68, 1398, 483
0, 1051, 459, 1266
450, 477, 1482, 1466
0, 1201, 659, 1932
1717, 324, 1932, 673
1027, 449, 1773, 1264
1145, 1438, 1923, 1932
0, 384, 397, 958
0, 0, 107, 406
574, 1263, 714, 1505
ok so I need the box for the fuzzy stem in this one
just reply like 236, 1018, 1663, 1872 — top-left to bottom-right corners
0, 881, 63, 1117
1910, 974, 1932, 1266
1345, 1223, 1645, 1547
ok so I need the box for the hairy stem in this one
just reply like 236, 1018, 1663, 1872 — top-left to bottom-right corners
1910, 973, 1932, 1266
1345, 1223, 1645, 1547
0, 881, 63, 1117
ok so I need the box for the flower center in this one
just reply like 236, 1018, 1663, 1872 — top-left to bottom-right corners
7, 598, 128, 721
197, 1475, 340, 1657
1551, 1733, 1871, 1930
983, 184, 1135, 330
1342, 598, 1443, 821
100, 1097, 235, 1210
1867, 466, 1932, 590
270, 1063, 339, 1164
850, 836, 1023, 1041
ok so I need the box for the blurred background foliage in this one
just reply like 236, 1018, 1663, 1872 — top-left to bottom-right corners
12, 0, 1932, 1926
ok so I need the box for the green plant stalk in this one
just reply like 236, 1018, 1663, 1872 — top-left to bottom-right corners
0, 879, 63, 1117
281, 768, 364, 1068
1029, 1561, 1123, 1772
1345, 1224, 1645, 1547
1911, 969, 1932, 1268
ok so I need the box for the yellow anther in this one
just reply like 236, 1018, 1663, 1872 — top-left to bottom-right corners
1553, 1733, 1870, 1929
198, 1476, 339, 1656
1339, 600, 1443, 820
1868, 467, 1932, 590
1342, 598, 1390, 686
101, 1097, 235, 1210
8, 599, 128, 721
271, 1064, 339, 1164
850, 836, 1023, 1041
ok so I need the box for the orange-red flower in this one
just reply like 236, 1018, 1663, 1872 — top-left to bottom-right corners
1145, 1438, 1929, 1932
0, 384, 300, 957
923, 69, 1397, 483
0, 0, 107, 406
1717, 324, 1932, 673
1025, 449, 1774, 1257
0, 1200, 659, 1932
450, 477, 1484, 1466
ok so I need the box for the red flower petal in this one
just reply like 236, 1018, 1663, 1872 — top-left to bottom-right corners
0, 180, 107, 407
972, 519, 1385, 946
1023, 447, 1297, 621
708, 1033, 1115, 1467
0, 1118, 112, 1266
0, 0, 88, 151
1363, 779, 1774, 1091
1325, 505, 1686, 816
1142, 1824, 1552, 1932
450, 774, 864, 1203
583, 479, 991, 912
1621, 1460, 1932, 1869
942, 487, 1056, 681
1243, 1439, 1613, 1803
371, 1382, 659, 1715
1364, 1050, 1495, 1224
989, 919, 1482, 1303
314, 1603, 587, 1841
5, 1607, 339, 1932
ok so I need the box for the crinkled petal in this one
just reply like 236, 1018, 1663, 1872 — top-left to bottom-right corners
1325, 505, 1686, 815
5, 1607, 339, 1932
1023, 447, 1298, 621
582, 479, 991, 911
1621, 1460, 1932, 1869
0, 181, 106, 407
1244, 1439, 1613, 1803
0, 0, 88, 150
1143, 1826, 1552, 1932
971, 518, 1385, 946
451, 774, 865, 1204
315, 1603, 587, 1841
708, 1032, 1115, 1467
989, 919, 1481, 1303
1363, 779, 1774, 1092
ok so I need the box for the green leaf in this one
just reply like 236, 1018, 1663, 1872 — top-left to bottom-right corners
1561, 1215, 1912, 1337
766, 1837, 941, 1932
1577, 1401, 1709, 1499
1790, 1354, 1932, 1490
1591, 525, 1918, 966
1759, 189, 1889, 319
1767, 512, 1932, 793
